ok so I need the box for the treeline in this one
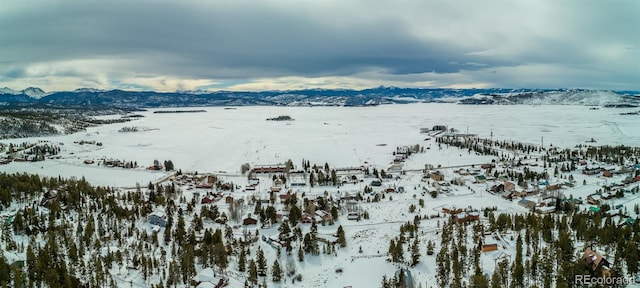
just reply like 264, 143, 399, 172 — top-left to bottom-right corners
431, 210, 640, 288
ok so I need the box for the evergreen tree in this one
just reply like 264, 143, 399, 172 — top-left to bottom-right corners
410, 237, 420, 266
256, 247, 267, 276
298, 246, 304, 262
513, 234, 524, 287
337, 225, 346, 247
248, 260, 258, 284
238, 247, 246, 272
271, 260, 283, 282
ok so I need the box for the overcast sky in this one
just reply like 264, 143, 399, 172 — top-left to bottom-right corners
0, 0, 638, 92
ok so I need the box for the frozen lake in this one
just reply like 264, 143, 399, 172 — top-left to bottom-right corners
1, 103, 639, 186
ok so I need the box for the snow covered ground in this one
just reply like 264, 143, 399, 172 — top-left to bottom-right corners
1, 103, 639, 187
1, 103, 640, 287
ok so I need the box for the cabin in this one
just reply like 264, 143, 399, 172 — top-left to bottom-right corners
474, 175, 487, 183
315, 210, 332, 222
518, 199, 536, 210
225, 195, 234, 204
582, 165, 601, 175
442, 207, 462, 215
503, 181, 516, 192
535, 206, 556, 214
251, 165, 287, 174
193, 267, 229, 288
455, 212, 480, 223
301, 213, 314, 224
148, 211, 167, 227
582, 248, 611, 278
481, 237, 498, 252
429, 171, 444, 181
201, 195, 216, 204
279, 193, 297, 204
587, 194, 602, 205
242, 214, 258, 226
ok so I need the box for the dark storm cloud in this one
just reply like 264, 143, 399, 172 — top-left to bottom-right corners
0, 0, 637, 91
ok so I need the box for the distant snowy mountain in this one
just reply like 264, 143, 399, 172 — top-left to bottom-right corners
454, 89, 640, 107
22, 87, 50, 98
73, 87, 106, 93
0, 86, 638, 108
0, 87, 21, 95
0, 87, 51, 99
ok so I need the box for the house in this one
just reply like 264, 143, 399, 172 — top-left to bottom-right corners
429, 171, 444, 181
621, 217, 636, 226
623, 176, 637, 184
488, 184, 505, 194
201, 195, 216, 204
582, 248, 611, 277
518, 199, 536, 210
481, 237, 498, 252
582, 165, 601, 175
454, 212, 480, 223
196, 183, 213, 189
370, 180, 382, 187
503, 181, 516, 192
301, 213, 314, 224
225, 195, 233, 204
432, 125, 447, 131
474, 175, 487, 183
388, 163, 403, 172
315, 210, 332, 222
535, 206, 556, 214
442, 207, 462, 215
251, 165, 287, 174
279, 193, 297, 204
148, 211, 167, 227
193, 267, 229, 288
602, 170, 613, 178
588, 206, 601, 213
242, 214, 258, 226
214, 216, 227, 225
481, 163, 495, 169
347, 212, 359, 220
587, 194, 602, 205
467, 212, 480, 221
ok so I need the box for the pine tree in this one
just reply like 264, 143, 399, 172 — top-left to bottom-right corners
271, 260, 283, 282
298, 246, 304, 262
238, 247, 246, 272
513, 234, 524, 287
436, 243, 450, 287
337, 225, 346, 247
257, 247, 267, 276
410, 237, 420, 266
248, 260, 258, 284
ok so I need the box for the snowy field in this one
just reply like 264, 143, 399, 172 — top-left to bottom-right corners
2, 103, 640, 288
1, 103, 639, 187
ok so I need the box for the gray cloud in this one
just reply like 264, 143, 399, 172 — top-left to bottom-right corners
0, 0, 637, 91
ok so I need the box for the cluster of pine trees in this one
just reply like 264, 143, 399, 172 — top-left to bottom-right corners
430, 210, 639, 288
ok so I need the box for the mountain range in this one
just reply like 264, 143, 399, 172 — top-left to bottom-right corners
1, 86, 639, 108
